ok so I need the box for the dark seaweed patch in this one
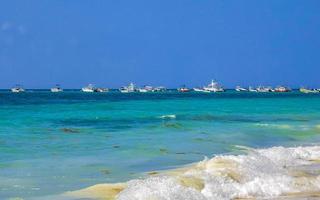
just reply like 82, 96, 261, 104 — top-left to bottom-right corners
159, 148, 168, 154
60, 128, 80, 133
100, 169, 111, 175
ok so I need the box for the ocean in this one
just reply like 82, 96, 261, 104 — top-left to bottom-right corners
1, 90, 320, 200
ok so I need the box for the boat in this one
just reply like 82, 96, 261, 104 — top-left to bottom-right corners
203, 80, 224, 92
193, 87, 210, 93
51, 84, 63, 93
178, 85, 190, 92
256, 86, 272, 93
153, 86, 166, 92
82, 84, 95, 92
11, 85, 25, 93
95, 88, 109, 92
119, 83, 137, 93
300, 87, 319, 93
248, 86, 257, 92
274, 86, 291, 92
138, 86, 153, 93
235, 86, 248, 92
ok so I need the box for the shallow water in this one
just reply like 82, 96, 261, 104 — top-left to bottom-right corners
0, 90, 320, 199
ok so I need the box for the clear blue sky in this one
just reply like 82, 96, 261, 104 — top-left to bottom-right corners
0, 0, 319, 88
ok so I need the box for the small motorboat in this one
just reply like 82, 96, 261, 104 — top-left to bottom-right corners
11, 85, 25, 93
51, 84, 63, 93
193, 87, 210, 93
178, 85, 190, 92
138, 86, 153, 93
256, 86, 272, 93
248, 86, 257, 92
95, 88, 109, 92
82, 84, 95, 92
235, 86, 248, 92
274, 86, 291, 92
153, 86, 166, 92
300, 87, 319, 93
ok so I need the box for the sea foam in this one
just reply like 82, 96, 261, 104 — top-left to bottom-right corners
67, 145, 320, 200
159, 115, 176, 119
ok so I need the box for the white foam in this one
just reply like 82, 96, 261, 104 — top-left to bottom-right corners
159, 115, 176, 119
118, 177, 206, 200
116, 145, 320, 200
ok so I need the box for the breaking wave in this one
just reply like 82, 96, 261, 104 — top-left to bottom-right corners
67, 145, 320, 200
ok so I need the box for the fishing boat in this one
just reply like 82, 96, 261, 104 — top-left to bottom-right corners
300, 87, 319, 93
274, 86, 291, 92
178, 85, 190, 92
120, 83, 137, 93
82, 84, 95, 92
235, 86, 248, 92
203, 80, 224, 92
11, 85, 25, 93
51, 84, 63, 93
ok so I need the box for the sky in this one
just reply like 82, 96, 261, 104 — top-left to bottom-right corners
0, 0, 319, 89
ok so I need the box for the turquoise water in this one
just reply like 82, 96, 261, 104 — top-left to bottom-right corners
1, 90, 320, 199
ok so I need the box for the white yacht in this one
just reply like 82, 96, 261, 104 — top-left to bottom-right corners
203, 80, 224, 92
235, 86, 248, 92
82, 84, 95, 92
51, 84, 63, 93
120, 83, 137, 93
11, 85, 25, 93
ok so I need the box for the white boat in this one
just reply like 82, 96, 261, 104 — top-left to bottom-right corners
274, 86, 291, 92
256, 86, 272, 93
235, 86, 248, 92
82, 84, 95, 92
248, 86, 257, 92
193, 87, 204, 92
138, 86, 153, 93
95, 88, 109, 92
300, 87, 319, 93
203, 80, 224, 92
153, 86, 166, 92
51, 84, 63, 92
11, 85, 25, 93
120, 83, 137, 93
177, 85, 190, 92
193, 87, 210, 93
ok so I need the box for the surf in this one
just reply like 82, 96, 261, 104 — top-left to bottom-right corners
66, 145, 320, 200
